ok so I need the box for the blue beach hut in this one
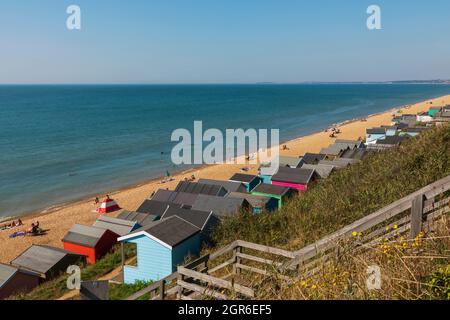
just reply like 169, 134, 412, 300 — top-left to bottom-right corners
118, 216, 201, 284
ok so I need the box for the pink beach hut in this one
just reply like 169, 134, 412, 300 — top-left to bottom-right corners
270, 167, 319, 192
97, 197, 121, 214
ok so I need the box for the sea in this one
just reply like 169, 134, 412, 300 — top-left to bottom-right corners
1, 84, 449, 218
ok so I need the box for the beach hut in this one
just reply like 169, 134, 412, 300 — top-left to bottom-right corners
251, 184, 296, 209
416, 112, 433, 123
428, 107, 442, 117
63, 224, 119, 264
93, 215, 140, 236
399, 127, 428, 137
0, 263, 40, 299
366, 128, 386, 145
301, 164, 336, 179
96, 197, 120, 214
319, 144, 350, 159
318, 158, 360, 169
117, 210, 160, 227
271, 167, 318, 191
160, 206, 218, 240
198, 179, 247, 193
152, 189, 199, 208
227, 192, 278, 214
228, 173, 262, 192
369, 136, 408, 150
340, 148, 370, 160
279, 156, 304, 168
258, 164, 279, 184
118, 216, 201, 283
302, 153, 327, 165
11, 245, 86, 280
334, 139, 364, 149
136, 199, 175, 217
191, 194, 250, 217
175, 181, 228, 197
380, 126, 399, 137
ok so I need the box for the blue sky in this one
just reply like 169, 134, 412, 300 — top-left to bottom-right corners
1, 0, 449, 84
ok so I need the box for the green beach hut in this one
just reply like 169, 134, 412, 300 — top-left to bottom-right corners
251, 183, 296, 209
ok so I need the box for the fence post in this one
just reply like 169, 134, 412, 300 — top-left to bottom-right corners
159, 279, 166, 300
410, 194, 425, 239
177, 273, 183, 300
232, 246, 242, 275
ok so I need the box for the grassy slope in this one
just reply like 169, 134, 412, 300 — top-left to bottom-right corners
211, 124, 450, 252
210, 125, 450, 299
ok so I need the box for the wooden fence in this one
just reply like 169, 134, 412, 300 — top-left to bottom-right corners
126, 174, 450, 300
281, 174, 450, 272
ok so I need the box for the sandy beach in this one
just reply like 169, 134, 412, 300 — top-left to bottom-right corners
1, 94, 449, 264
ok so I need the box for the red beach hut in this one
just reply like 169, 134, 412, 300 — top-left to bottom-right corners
97, 196, 120, 214
63, 224, 119, 264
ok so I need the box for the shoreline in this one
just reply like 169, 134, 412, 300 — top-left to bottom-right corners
0, 106, 400, 222
0, 101, 432, 223
0, 94, 449, 263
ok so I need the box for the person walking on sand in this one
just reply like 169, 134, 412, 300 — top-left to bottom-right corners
94, 197, 99, 205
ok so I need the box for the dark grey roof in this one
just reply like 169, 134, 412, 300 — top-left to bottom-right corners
252, 183, 291, 196
229, 173, 259, 184
161, 206, 212, 230
0, 263, 39, 289
279, 156, 303, 168
191, 194, 247, 217
0, 264, 18, 288
228, 192, 271, 208
117, 210, 159, 227
319, 144, 349, 156
395, 123, 409, 130
271, 167, 316, 185
136, 199, 173, 216
340, 148, 370, 160
367, 128, 386, 134
302, 153, 327, 165
63, 224, 113, 248
11, 245, 85, 275
152, 189, 199, 206
175, 181, 228, 196
403, 127, 428, 133
334, 139, 364, 149
301, 164, 335, 179
319, 158, 359, 168
130, 216, 200, 247
93, 216, 137, 236
376, 135, 407, 145
198, 179, 247, 193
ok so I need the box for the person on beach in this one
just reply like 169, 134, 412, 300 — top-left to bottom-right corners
27, 223, 35, 234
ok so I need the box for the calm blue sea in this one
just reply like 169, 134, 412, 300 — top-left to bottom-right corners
0, 84, 449, 218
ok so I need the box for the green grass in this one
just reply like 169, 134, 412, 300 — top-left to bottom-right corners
109, 280, 153, 300
212, 124, 450, 251
10, 244, 136, 300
